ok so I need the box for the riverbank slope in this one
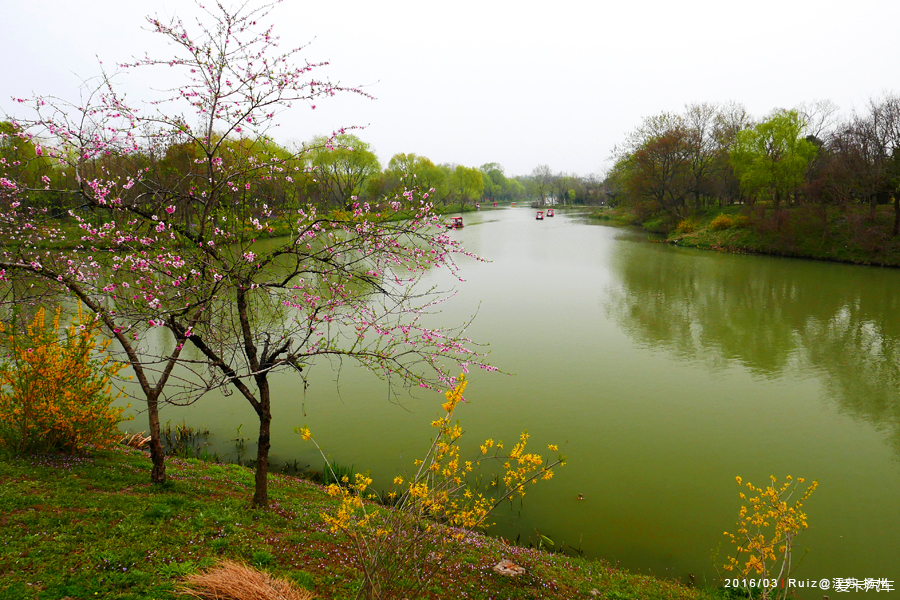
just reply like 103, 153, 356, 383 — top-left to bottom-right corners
0, 447, 713, 600
590, 205, 900, 267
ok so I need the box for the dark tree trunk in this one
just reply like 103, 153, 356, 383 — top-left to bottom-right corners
146, 391, 167, 483
252, 381, 272, 508
893, 194, 900, 237
54, 281, 179, 487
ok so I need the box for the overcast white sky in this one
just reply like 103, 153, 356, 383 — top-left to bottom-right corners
3, 0, 898, 177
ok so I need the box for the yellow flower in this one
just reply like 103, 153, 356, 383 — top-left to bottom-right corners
393, 476, 403, 486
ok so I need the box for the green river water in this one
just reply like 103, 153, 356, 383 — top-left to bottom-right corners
139, 207, 900, 592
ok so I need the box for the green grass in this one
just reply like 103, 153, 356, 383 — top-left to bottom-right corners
0, 447, 718, 600
321, 461, 355, 486
22, 204, 484, 251
587, 207, 637, 227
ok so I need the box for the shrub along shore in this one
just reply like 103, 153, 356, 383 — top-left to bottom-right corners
590, 204, 900, 267
0, 446, 718, 600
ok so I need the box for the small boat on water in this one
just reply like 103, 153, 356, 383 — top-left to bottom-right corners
493, 202, 498, 208
447, 216, 464, 229
547, 209, 554, 217
536, 211, 544, 220
510, 202, 516, 207
475, 203, 481, 210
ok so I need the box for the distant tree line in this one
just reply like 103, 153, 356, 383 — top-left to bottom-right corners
1, 127, 546, 218
604, 95, 900, 233
1, 122, 626, 224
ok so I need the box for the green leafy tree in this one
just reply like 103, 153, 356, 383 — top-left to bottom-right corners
550, 171, 580, 206
505, 177, 527, 202
479, 162, 508, 202
384, 153, 446, 200
0, 121, 59, 211
448, 165, 484, 210
730, 109, 818, 209
307, 134, 381, 209
711, 102, 754, 205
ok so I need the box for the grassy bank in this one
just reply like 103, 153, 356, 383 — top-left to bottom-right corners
590, 205, 900, 267
0, 447, 717, 600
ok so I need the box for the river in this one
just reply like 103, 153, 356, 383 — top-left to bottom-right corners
141, 206, 900, 592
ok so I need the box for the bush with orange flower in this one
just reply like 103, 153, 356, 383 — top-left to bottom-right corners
0, 306, 130, 454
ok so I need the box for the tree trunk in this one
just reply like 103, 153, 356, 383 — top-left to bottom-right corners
147, 391, 167, 484
893, 195, 899, 237
252, 382, 272, 508
819, 200, 829, 231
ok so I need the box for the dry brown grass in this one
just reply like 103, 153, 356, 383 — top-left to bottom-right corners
178, 560, 315, 600
120, 431, 151, 449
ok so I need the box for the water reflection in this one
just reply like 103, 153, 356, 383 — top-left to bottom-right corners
607, 243, 900, 452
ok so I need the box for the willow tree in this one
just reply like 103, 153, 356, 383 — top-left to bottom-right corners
730, 109, 818, 209
307, 134, 381, 209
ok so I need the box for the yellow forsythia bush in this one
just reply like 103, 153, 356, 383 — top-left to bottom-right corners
709, 214, 736, 231
733, 215, 751, 228
0, 306, 130, 454
676, 219, 698, 233
299, 374, 565, 600
723, 475, 818, 600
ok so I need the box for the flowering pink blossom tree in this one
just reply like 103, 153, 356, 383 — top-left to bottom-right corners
0, 1, 490, 506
